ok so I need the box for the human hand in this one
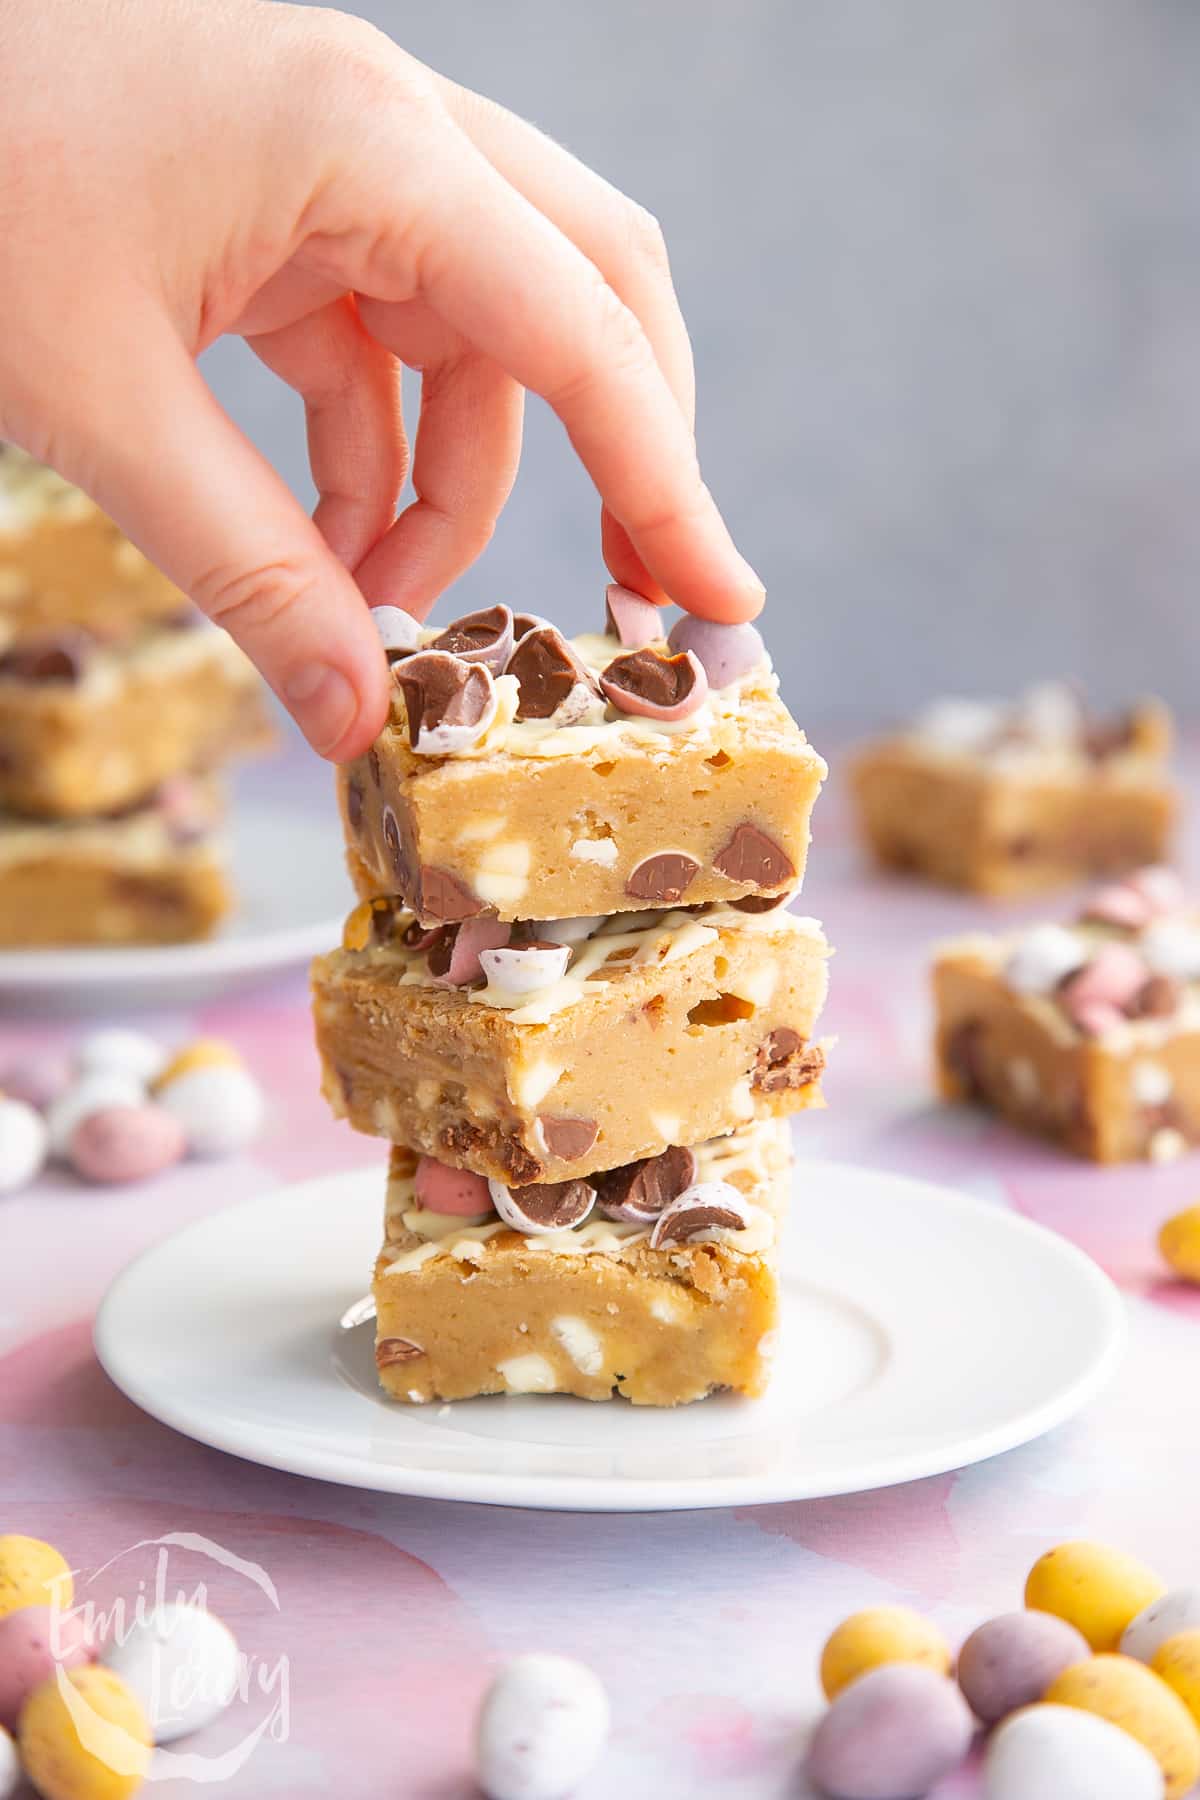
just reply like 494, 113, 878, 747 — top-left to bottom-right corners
0, 0, 764, 759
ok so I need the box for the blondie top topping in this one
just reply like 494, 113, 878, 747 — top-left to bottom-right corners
371, 594, 774, 763
906, 681, 1168, 777
339, 893, 822, 1025
380, 1118, 789, 1274
942, 866, 1200, 1045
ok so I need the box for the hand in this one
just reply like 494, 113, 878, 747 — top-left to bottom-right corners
0, 0, 764, 759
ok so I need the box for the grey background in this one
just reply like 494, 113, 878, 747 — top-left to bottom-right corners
204, 0, 1200, 727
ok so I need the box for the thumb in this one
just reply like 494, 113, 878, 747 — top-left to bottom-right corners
64, 322, 391, 761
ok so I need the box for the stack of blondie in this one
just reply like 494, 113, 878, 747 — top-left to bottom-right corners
312, 590, 831, 1405
0, 448, 272, 946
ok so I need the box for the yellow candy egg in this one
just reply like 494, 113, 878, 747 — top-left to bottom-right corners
0, 1535, 72, 1621
19, 1665, 151, 1800
152, 1039, 241, 1090
1044, 1653, 1200, 1800
819, 1605, 952, 1700
1152, 1631, 1200, 1729
1025, 1541, 1165, 1652
1159, 1206, 1200, 1283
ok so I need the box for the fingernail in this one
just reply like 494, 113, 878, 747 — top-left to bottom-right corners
283, 663, 358, 756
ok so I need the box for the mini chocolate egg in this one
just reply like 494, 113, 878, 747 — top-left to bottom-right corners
414, 1157, 492, 1217
819, 1604, 952, 1701
0, 1097, 48, 1193
1159, 1211, 1200, 1285
985, 1703, 1165, 1800
0, 1727, 17, 1800
479, 942, 571, 998
666, 615, 765, 688
0, 1604, 93, 1730
157, 1064, 264, 1157
100, 1602, 239, 1744
46, 1073, 146, 1158
958, 1610, 1090, 1725
1025, 1540, 1165, 1651
152, 1038, 241, 1087
0, 1054, 70, 1112
806, 1664, 973, 1799
68, 1105, 186, 1185
1003, 925, 1088, 996
1125, 1591, 1200, 1664
1044, 1654, 1200, 1799
19, 1663, 151, 1800
369, 603, 423, 656
1152, 1632, 1200, 1730
0, 1536, 73, 1621
75, 1029, 167, 1086
475, 1652, 609, 1800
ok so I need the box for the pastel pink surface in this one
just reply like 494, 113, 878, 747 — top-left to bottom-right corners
4, 738, 1199, 1799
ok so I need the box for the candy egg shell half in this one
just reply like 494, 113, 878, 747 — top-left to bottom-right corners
985, 1703, 1165, 1800
76, 1029, 168, 1086
18, 1663, 151, 1800
158, 1065, 264, 1157
0, 1604, 94, 1731
957, 1610, 1090, 1725
69, 1105, 187, 1185
0, 1536, 73, 1621
100, 1602, 240, 1745
1025, 1540, 1165, 1651
46, 1073, 146, 1158
1125, 1591, 1200, 1664
806, 1663, 973, 1800
0, 1727, 17, 1800
369, 604, 423, 654
0, 1098, 48, 1194
820, 1604, 952, 1701
476, 1653, 609, 1800
1044, 1654, 1200, 1800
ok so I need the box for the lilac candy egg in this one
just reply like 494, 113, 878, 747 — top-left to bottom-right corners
414, 1158, 493, 1217
68, 1104, 187, 1184
958, 1611, 1091, 1725
666, 615, 765, 689
807, 1664, 974, 1799
0, 1604, 93, 1730
0, 1054, 70, 1113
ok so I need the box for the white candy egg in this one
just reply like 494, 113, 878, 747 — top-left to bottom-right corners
479, 943, 572, 998
46, 1071, 145, 1157
475, 1653, 609, 1800
76, 1028, 168, 1085
101, 1602, 240, 1744
158, 1065, 264, 1157
1141, 920, 1200, 983
1004, 924, 1089, 995
985, 1704, 1164, 1800
1123, 1588, 1200, 1663
0, 1724, 18, 1800
0, 1097, 48, 1193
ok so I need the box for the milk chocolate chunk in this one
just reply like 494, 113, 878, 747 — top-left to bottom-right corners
430, 604, 514, 674
346, 778, 364, 831
381, 804, 411, 887
752, 1028, 824, 1094
508, 624, 595, 720
417, 866, 488, 924
375, 1337, 425, 1368
731, 891, 790, 914
650, 1180, 751, 1248
594, 1144, 697, 1224
393, 651, 496, 753
625, 852, 700, 904
1134, 973, 1182, 1018
1083, 713, 1135, 761
599, 647, 707, 721
0, 631, 91, 683
714, 822, 796, 889
512, 611, 552, 639
536, 1115, 599, 1162
489, 1176, 596, 1234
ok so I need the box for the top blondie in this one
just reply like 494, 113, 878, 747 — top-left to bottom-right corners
340, 587, 826, 925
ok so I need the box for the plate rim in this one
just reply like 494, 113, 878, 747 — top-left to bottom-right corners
94, 1159, 1127, 1513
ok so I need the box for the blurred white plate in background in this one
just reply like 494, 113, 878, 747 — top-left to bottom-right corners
0, 794, 352, 1012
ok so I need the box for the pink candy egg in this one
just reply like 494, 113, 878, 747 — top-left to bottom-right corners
604, 583, 662, 648
414, 1157, 492, 1216
1059, 942, 1149, 1030
439, 916, 511, 988
0, 1605, 93, 1730
68, 1104, 187, 1184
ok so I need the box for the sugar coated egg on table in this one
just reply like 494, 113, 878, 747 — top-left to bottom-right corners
0, 1603, 93, 1730
819, 1605, 951, 1700
0, 1725, 19, 1800
1159, 1207, 1200, 1283
985, 1703, 1166, 1800
0, 1536, 73, 1621
1044, 1654, 1200, 1799
100, 1602, 239, 1744
75, 1030, 166, 1087
1025, 1540, 1165, 1651
1151, 1632, 1200, 1729
0, 1096, 48, 1192
46, 1074, 146, 1159
806, 1663, 973, 1799
153, 1040, 263, 1157
19, 1664, 150, 1800
475, 1652, 609, 1800
68, 1105, 186, 1185
957, 1609, 1090, 1724
1125, 1590, 1200, 1663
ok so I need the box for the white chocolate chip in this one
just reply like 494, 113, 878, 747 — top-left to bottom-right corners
728, 1077, 756, 1120
1133, 1061, 1173, 1107
757, 1329, 780, 1362
455, 816, 506, 844
472, 841, 531, 906
1142, 919, 1200, 981
550, 1315, 604, 1376
1150, 1128, 1187, 1164
728, 965, 777, 1008
509, 1059, 563, 1109
570, 836, 619, 867
497, 1352, 558, 1393
649, 1112, 681, 1142
1004, 924, 1089, 995
649, 1292, 686, 1325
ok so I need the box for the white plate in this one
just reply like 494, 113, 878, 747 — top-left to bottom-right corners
0, 792, 352, 1011
94, 1160, 1124, 1512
